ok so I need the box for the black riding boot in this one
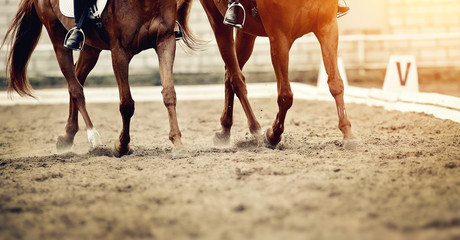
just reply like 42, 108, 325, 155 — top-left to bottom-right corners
223, 0, 245, 28
64, 0, 88, 50
65, 30, 84, 50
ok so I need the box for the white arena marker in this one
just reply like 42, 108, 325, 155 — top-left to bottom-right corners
317, 58, 348, 92
383, 55, 419, 93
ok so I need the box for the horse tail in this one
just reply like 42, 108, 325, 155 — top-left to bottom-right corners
0, 0, 42, 98
177, 0, 206, 52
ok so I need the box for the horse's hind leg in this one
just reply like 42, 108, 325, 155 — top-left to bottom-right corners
46, 28, 101, 151
265, 34, 294, 147
155, 29, 186, 158
315, 20, 357, 149
56, 46, 102, 151
214, 31, 258, 145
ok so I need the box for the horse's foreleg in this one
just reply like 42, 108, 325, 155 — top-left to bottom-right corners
57, 46, 102, 150
266, 35, 293, 147
111, 48, 134, 157
213, 27, 261, 144
215, 31, 258, 145
201, 1, 260, 143
155, 34, 185, 157
315, 21, 357, 149
214, 68, 235, 145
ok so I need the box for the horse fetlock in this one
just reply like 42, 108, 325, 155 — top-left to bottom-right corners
65, 123, 79, 136
169, 131, 182, 144
338, 121, 352, 136
87, 128, 102, 148
220, 117, 233, 131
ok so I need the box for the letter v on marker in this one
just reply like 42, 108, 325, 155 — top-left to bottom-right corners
396, 61, 411, 86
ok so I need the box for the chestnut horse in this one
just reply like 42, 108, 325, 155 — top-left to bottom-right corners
2, 0, 198, 157
200, 0, 357, 148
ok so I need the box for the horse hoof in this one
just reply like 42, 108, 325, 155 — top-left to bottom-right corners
113, 141, 130, 158
172, 147, 189, 159
213, 132, 230, 146
343, 138, 359, 150
264, 128, 281, 149
56, 136, 73, 152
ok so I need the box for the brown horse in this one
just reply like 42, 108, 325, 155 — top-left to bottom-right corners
1, 0, 198, 157
200, 0, 358, 148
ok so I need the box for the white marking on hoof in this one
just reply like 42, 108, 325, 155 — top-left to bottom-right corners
87, 128, 102, 148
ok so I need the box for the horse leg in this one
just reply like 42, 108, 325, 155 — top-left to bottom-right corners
265, 35, 294, 147
213, 68, 235, 145
56, 46, 102, 151
203, 10, 260, 146
214, 30, 258, 145
111, 48, 135, 157
155, 31, 186, 158
47, 35, 101, 151
315, 20, 357, 149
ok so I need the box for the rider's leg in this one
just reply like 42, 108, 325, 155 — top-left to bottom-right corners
223, 0, 245, 28
64, 0, 88, 50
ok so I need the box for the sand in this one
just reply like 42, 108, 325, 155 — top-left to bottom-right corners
0, 97, 459, 240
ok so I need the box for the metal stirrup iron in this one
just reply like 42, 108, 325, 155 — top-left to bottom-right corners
63, 7, 88, 51
63, 27, 86, 51
337, 0, 350, 18
223, 2, 246, 29
175, 21, 184, 41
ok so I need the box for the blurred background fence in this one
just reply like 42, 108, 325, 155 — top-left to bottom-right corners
1, 0, 459, 94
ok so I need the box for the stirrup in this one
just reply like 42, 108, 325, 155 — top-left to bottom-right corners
64, 27, 86, 51
337, 8, 350, 18
337, 0, 350, 18
223, 2, 246, 29
175, 21, 183, 41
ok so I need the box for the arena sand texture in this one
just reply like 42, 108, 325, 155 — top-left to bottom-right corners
0, 97, 459, 240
